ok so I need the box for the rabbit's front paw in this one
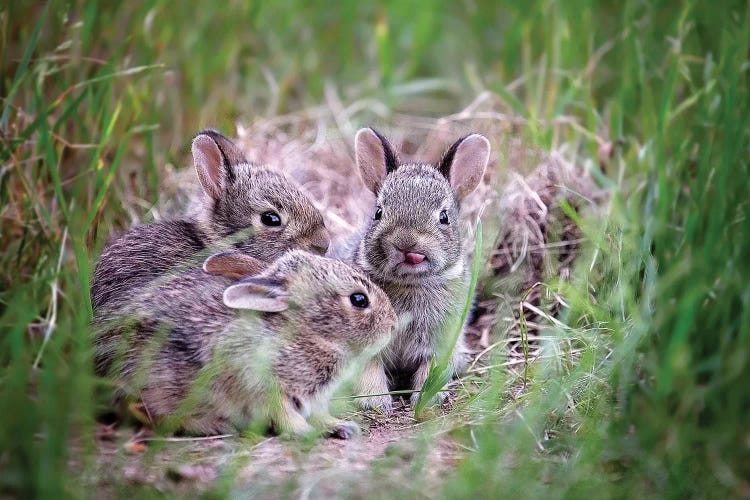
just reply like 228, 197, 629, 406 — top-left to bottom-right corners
360, 394, 393, 416
330, 420, 360, 440
410, 388, 448, 409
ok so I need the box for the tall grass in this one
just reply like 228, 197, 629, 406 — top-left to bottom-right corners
1, 0, 748, 497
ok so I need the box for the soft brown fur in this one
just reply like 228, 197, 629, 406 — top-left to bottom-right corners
94, 250, 396, 437
90, 129, 329, 316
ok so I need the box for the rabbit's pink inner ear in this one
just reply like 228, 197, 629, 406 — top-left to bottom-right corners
223, 281, 289, 312
355, 128, 391, 194
203, 252, 265, 279
202, 130, 247, 167
447, 134, 491, 200
192, 134, 225, 199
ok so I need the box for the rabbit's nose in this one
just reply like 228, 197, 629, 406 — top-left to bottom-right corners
311, 239, 329, 255
309, 229, 330, 255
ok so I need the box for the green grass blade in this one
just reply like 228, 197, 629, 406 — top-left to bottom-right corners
83, 130, 130, 235
33, 84, 69, 225
0, 2, 49, 127
415, 219, 483, 417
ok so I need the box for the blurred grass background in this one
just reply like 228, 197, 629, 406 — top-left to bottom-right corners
1, 0, 749, 497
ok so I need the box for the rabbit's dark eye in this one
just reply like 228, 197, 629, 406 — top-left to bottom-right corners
374, 207, 383, 221
261, 211, 282, 227
439, 210, 449, 225
350, 293, 369, 308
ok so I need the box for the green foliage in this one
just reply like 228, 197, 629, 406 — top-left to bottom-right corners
415, 220, 483, 416
1, 0, 748, 498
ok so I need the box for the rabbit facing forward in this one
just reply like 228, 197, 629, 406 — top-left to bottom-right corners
95, 250, 397, 438
351, 128, 490, 414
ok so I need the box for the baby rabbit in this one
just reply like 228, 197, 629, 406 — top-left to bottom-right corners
90, 129, 329, 313
94, 250, 396, 438
351, 128, 490, 413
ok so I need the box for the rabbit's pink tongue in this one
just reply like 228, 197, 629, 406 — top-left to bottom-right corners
404, 252, 426, 265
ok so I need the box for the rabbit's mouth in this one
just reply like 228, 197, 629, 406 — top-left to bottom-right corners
393, 255, 431, 276
398, 256, 428, 268
381, 242, 434, 277
370, 241, 439, 281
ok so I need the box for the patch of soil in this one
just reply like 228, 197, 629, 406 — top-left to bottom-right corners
92, 400, 463, 497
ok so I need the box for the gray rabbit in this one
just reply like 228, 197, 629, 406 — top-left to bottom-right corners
350, 128, 490, 414
95, 250, 396, 437
90, 129, 329, 314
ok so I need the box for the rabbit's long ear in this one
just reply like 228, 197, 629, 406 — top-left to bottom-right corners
355, 128, 399, 194
203, 251, 266, 279
223, 278, 289, 312
192, 129, 248, 199
437, 134, 490, 200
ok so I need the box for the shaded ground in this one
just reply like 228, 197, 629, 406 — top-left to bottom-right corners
93, 399, 465, 497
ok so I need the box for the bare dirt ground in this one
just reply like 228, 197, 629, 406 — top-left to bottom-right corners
92, 399, 466, 497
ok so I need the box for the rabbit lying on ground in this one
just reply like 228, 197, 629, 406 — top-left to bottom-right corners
350, 128, 490, 414
95, 250, 396, 438
90, 129, 329, 316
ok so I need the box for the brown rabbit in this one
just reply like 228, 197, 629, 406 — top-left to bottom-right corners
350, 128, 490, 414
90, 129, 330, 314
94, 250, 397, 438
